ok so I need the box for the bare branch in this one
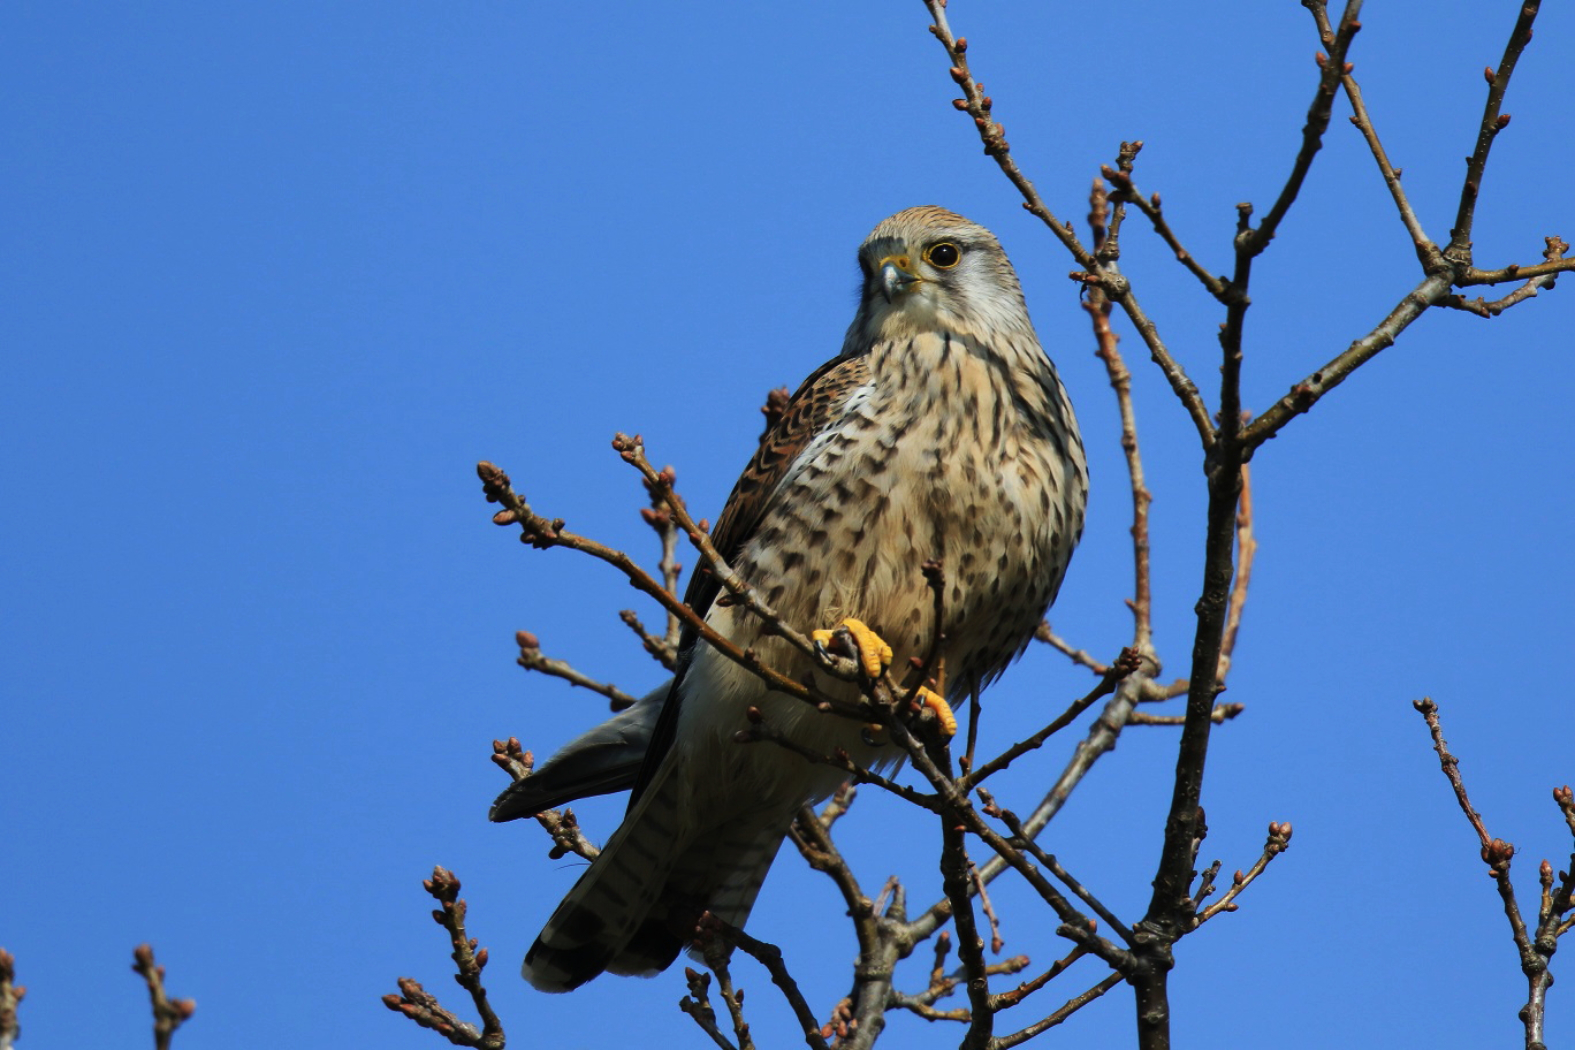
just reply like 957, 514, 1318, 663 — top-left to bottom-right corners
1216, 462, 1257, 684
987, 794, 1136, 949
1447, 0, 1541, 263
0, 950, 22, 1050
680, 969, 740, 1050
1102, 164, 1228, 300
619, 608, 679, 673
1241, 2, 1364, 259
1126, 704, 1244, 728
1081, 179, 1158, 653
990, 973, 1125, 1050
745, 716, 941, 811
990, 946, 1087, 1011
1194, 822, 1294, 926
382, 868, 505, 1049
940, 802, 996, 1050
1460, 236, 1575, 285
478, 458, 871, 725
1414, 698, 1553, 1049
707, 920, 830, 1050
132, 945, 195, 1050
1033, 622, 1108, 675
693, 922, 757, 1050
1445, 237, 1567, 315
1242, 270, 1453, 447
513, 629, 636, 710
1331, 59, 1438, 262
965, 650, 1138, 788
639, 467, 686, 651
888, 954, 1030, 1025
487, 739, 602, 860
921, 1, 1215, 444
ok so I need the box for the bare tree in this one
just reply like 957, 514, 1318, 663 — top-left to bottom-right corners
388, 2, 1575, 1048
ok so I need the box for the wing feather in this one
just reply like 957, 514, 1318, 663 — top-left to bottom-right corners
628, 352, 870, 805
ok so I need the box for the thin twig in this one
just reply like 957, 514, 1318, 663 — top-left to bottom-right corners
1445, 237, 1567, 315
987, 796, 1136, 948
940, 799, 996, 1050
1194, 822, 1294, 926
1327, 46, 1437, 261
694, 920, 757, 1050
712, 921, 831, 1050
1126, 704, 1244, 727
639, 468, 686, 652
973, 865, 1005, 954
0, 950, 21, 1050
965, 650, 1137, 789
1460, 237, 1575, 284
488, 739, 602, 859
1033, 622, 1108, 675
921, 1, 1214, 444
746, 717, 940, 811
990, 946, 1087, 1011
1414, 697, 1552, 1049
1103, 165, 1229, 300
479, 459, 870, 724
514, 629, 637, 710
619, 608, 679, 673
1082, 178, 1158, 654
680, 969, 739, 1050
1447, 0, 1541, 263
382, 868, 505, 1050
990, 973, 1125, 1050
1215, 462, 1257, 683
888, 956, 1030, 1024
1242, 1, 1363, 260
132, 945, 195, 1050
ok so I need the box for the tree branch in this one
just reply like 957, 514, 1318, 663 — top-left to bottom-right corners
383, 868, 505, 1049
0, 950, 21, 1050
131, 945, 195, 1050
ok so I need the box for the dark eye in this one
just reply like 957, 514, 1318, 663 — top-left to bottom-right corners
924, 242, 961, 269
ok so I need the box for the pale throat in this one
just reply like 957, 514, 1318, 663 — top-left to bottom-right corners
863, 289, 978, 344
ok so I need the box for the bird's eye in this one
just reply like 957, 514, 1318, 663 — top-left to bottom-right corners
924, 242, 961, 269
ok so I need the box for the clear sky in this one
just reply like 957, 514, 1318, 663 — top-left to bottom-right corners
4, 2, 1573, 1048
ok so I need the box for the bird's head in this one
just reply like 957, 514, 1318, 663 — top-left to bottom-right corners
846, 206, 1030, 347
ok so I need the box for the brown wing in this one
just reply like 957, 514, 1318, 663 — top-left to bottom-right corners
629, 352, 869, 806
680, 352, 871, 621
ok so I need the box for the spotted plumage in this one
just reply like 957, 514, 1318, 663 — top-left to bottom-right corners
509, 206, 1088, 992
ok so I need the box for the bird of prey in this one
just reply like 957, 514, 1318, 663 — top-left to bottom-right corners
494, 206, 1088, 992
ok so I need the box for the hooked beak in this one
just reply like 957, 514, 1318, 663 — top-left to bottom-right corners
878, 254, 921, 302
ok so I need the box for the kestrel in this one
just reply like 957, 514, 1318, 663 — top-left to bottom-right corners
494, 206, 1088, 991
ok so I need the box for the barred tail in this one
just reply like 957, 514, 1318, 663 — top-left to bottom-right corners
522, 763, 795, 991
523, 764, 686, 992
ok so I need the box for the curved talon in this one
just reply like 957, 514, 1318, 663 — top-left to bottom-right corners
812, 617, 893, 679
916, 686, 957, 739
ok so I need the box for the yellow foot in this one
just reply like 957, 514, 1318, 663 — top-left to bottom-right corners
812, 617, 892, 679
915, 686, 957, 739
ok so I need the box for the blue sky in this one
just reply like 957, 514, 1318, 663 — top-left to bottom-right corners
4, 2, 1573, 1047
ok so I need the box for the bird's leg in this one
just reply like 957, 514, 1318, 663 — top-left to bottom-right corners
963, 683, 982, 773
813, 617, 957, 739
